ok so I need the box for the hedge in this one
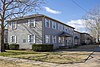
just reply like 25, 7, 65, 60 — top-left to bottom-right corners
9, 44, 19, 50
81, 43, 87, 45
32, 44, 53, 51
4, 43, 9, 50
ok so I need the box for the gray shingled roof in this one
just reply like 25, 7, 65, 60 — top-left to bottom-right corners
7, 14, 75, 29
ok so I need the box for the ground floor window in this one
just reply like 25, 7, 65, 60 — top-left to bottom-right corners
52, 36, 57, 43
45, 35, 50, 43
59, 37, 64, 43
58, 37, 61, 43
10, 36, 17, 43
28, 34, 35, 43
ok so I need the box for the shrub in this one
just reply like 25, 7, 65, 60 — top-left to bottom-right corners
4, 43, 9, 50
81, 43, 87, 45
32, 44, 53, 51
9, 44, 19, 50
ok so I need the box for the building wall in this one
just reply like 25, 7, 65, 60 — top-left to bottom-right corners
8, 17, 43, 49
80, 33, 93, 45
74, 31, 80, 45
42, 17, 74, 48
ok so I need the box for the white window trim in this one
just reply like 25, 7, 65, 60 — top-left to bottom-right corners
45, 18, 50, 28
45, 35, 50, 43
52, 36, 57, 43
11, 22, 17, 30
58, 37, 61, 43
28, 34, 35, 43
28, 19, 36, 27
10, 36, 17, 43
52, 21, 56, 29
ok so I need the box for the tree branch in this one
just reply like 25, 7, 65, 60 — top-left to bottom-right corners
6, 6, 19, 11
5, 0, 13, 9
5, 11, 24, 19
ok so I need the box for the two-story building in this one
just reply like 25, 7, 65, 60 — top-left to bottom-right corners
7, 14, 75, 49
74, 31, 81, 46
80, 33, 94, 45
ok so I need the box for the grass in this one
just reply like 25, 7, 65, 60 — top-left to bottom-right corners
0, 50, 92, 64
0, 59, 48, 67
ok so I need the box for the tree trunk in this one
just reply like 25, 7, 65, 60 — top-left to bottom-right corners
1, 20, 5, 52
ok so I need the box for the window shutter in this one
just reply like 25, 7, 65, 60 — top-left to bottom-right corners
15, 22, 17, 29
11, 22, 13, 30
28, 35, 30, 42
10, 36, 12, 42
28, 19, 30, 27
34, 35, 35, 43
15, 36, 17, 43
34, 19, 36, 27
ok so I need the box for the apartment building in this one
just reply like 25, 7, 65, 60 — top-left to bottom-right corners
80, 33, 94, 45
74, 31, 81, 46
7, 14, 75, 49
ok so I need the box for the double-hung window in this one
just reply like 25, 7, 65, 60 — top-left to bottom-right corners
58, 37, 61, 43
11, 22, 17, 30
52, 21, 56, 29
45, 35, 50, 43
28, 35, 35, 43
45, 18, 50, 28
58, 23, 62, 30
52, 36, 56, 43
10, 36, 17, 43
28, 19, 36, 27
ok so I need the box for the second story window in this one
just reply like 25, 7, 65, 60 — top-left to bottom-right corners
45, 18, 50, 28
28, 19, 36, 28
52, 21, 56, 29
28, 34, 35, 43
58, 24, 62, 31
11, 22, 17, 30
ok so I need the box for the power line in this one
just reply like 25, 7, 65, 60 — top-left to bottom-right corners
71, 0, 88, 13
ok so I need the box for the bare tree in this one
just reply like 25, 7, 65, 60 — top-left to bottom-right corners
83, 6, 100, 43
0, 0, 44, 52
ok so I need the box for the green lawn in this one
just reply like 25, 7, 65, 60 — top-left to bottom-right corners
0, 50, 92, 64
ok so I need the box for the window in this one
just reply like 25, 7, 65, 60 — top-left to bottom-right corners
58, 37, 64, 43
28, 19, 36, 27
65, 29, 67, 32
58, 23, 60, 30
10, 36, 17, 43
58, 37, 61, 43
58, 24, 63, 30
11, 22, 17, 30
45, 18, 50, 28
23, 39, 26, 43
52, 21, 56, 29
45, 35, 50, 43
28, 35, 35, 43
52, 36, 56, 43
